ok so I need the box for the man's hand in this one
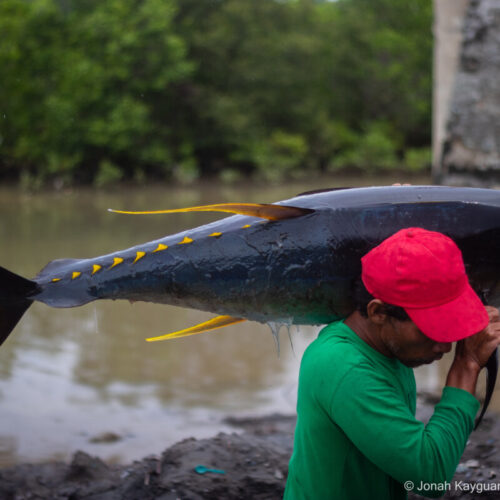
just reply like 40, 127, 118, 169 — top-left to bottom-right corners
446, 306, 500, 395
455, 306, 500, 369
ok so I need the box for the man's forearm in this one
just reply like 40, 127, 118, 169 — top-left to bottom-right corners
446, 359, 481, 395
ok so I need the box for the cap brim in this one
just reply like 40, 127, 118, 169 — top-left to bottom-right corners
405, 283, 489, 342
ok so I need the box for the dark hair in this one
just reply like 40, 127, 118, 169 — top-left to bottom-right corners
352, 278, 410, 321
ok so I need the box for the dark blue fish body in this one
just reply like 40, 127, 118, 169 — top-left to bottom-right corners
1, 185, 500, 426
28, 186, 500, 323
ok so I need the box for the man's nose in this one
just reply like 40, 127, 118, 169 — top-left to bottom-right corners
433, 342, 452, 354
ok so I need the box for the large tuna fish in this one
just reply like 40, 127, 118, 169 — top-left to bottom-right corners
1, 185, 499, 426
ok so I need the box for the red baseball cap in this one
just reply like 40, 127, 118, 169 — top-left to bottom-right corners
361, 227, 489, 342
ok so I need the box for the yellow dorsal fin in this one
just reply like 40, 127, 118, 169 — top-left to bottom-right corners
146, 315, 246, 342
108, 203, 313, 221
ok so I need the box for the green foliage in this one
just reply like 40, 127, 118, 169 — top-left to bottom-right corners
403, 147, 432, 172
94, 159, 124, 188
173, 159, 200, 184
0, 0, 192, 185
331, 122, 400, 171
219, 168, 243, 184
254, 131, 308, 182
0, 0, 433, 186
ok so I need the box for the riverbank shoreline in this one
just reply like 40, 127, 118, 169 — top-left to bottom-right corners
1, 396, 499, 499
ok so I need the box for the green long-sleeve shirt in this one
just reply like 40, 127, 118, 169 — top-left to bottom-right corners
284, 321, 480, 500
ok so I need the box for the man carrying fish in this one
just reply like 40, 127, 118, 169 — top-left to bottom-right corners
284, 227, 500, 500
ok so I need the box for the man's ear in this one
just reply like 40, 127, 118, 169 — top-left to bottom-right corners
366, 299, 388, 325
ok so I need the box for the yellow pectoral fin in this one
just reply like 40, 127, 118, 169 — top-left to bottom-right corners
146, 315, 246, 342
109, 203, 313, 221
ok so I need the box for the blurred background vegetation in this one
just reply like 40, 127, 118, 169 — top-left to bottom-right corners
0, 0, 432, 188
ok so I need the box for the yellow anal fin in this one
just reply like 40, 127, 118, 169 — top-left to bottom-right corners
109, 203, 313, 221
146, 315, 246, 342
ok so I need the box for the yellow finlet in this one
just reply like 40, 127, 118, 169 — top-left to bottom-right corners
72, 271, 81, 280
109, 257, 123, 269
209, 232, 222, 237
133, 251, 146, 263
146, 315, 246, 342
51, 278, 61, 283
242, 224, 251, 229
178, 236, 193, 245
108, 203, 313, 221
153, 243, 168, 253
92, 264, 102, 275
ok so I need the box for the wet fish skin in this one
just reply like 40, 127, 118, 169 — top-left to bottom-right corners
25, 186, 500, 322
1, 185, 500, 427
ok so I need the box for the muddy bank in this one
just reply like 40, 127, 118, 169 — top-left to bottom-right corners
0, 414, 295, 500
1, 399, 499, 499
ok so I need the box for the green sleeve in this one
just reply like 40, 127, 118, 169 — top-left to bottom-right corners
330, 366, 479, 498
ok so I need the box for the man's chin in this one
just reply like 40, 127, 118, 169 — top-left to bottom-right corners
403, 357, 439, 368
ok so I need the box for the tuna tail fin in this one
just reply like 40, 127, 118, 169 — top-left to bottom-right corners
475, 348, 498, 430
0, 266, 40, 346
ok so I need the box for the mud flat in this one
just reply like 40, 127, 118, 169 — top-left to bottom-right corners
0, 397, 499, 499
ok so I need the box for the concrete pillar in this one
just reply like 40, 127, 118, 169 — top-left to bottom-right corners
432, 0, 469, 182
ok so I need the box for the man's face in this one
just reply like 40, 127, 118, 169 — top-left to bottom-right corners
380, 317, 452, 367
